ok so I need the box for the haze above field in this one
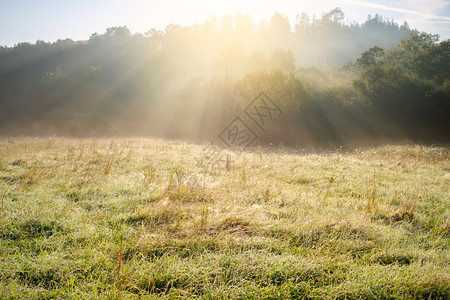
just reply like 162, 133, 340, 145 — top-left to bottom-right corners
1, 0, 450, 46
0, 2, 449, 146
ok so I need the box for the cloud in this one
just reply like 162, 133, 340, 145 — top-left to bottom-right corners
339, 0, 450, 22
407, 0, 449, 15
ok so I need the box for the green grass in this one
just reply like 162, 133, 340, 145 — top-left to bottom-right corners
0, 137, 449, 299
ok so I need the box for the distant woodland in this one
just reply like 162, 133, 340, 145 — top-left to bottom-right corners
1, 8, 449, 146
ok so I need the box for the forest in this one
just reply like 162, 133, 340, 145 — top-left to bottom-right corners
1, 8, 449, 146
1, 7, 450, 299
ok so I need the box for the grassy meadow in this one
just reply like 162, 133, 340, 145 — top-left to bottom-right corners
0, 137, 449, 299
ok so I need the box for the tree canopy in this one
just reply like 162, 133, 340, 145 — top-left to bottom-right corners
0, 9, 448, 145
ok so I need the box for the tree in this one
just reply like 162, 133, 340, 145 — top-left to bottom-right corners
104, 26, 132, 40
322, 8, 344, 24
413, 40, 450, 84
399, 32, 438, 56
269, 49, 296, 72
270, 12, 292, 33
384, 32, 439, 74
216, 42, 245, 76
244, 51, 268, 71
356, 46, 384, 68
295, 13, 310, 34
234, 68, 307, 112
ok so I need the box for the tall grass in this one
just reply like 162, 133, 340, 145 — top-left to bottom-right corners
0, 138, 448, 299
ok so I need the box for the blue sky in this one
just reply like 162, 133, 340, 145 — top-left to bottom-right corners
1, 0, 449, 46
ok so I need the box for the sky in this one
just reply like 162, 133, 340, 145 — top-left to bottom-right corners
1, 0, 450, 46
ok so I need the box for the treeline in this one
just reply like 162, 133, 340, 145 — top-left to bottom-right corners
235, 36, 450, 146
0, 8, 449, 145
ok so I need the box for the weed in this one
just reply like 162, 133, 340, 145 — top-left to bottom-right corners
142, 165, 157, 185
366, 169, 378, 213
11, 159, 26, 166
